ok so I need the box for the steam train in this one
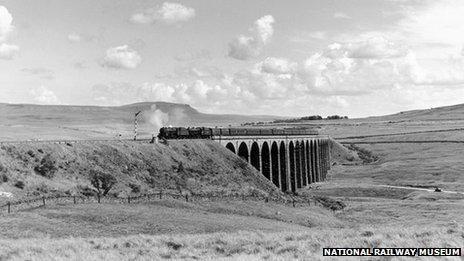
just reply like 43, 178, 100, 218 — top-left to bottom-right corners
157, 127, 319, 140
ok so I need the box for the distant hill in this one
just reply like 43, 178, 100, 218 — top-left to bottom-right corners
371, 103, 464, 121
0, 102, 282, 141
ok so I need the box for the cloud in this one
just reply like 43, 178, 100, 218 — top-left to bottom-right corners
30, 86, 60, 105
21, 67, 55, 80
333, 12, 352, 19
102, 45, 142, 69
67, 33, 82, 43
324, 36, 408, 59
228, 15, 275, 60
0, 43, 19, 59
260, 57, 297, 75
130, 2, 195, 25
0, 6, 13, 42
0, 6, 19, 60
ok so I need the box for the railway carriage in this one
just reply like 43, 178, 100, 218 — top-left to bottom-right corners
158, 126, 319, 140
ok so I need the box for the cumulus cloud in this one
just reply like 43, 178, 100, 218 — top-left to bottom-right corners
102, 45, 142, 69
0, 43, 19, 59
228, 15, 275, 60
130, 2, 195, 25
30, 86, 60, 105
0, 6, 13, 42
0, 6, 19, 60
260, 57, 297, 75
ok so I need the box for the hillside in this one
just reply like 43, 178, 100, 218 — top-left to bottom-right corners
370, 103, 464, 121
0, 140, 281, 202
0, 102, 282, 141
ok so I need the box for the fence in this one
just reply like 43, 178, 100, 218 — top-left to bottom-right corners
0, 190, 323, 214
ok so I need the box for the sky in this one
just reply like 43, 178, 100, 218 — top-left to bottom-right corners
1, 0, 464, 117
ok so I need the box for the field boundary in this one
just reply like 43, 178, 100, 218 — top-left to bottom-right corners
335, 127, 464, 140
0, 191, 326, 214
340, 140, 464, 144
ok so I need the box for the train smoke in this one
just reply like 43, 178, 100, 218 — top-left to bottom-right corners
145, 104, 189, 135
145, 105, 169, 135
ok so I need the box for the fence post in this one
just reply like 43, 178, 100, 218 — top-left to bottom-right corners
7, 202, 10, 213
128, 196, 131, 204
292, 199, 295, 207
73, 195, 76, 204
185, 194, 188, 202
159, 190, 162, 199
97, 194, 100, 204
42, 196, 46, 206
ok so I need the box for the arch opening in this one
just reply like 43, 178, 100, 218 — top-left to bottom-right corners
225, 142, 236, 153
311, 140, 317, 183
261, 142, 270, 180
306, 140, 311, 184
250, 142, 260, 171
238, 142, 249, 162
295, 141, 302, 189
289, 141, 296, 192
314, 140, 320, 182
279, 141, 287, 192
301, 140, 307, 187
271, 142, 279, 187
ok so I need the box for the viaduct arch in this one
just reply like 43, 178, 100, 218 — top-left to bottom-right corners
217, 135, 331, 192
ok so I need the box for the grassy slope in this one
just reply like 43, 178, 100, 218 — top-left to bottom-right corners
0, 140, 280, 202
0, 200, 342, 239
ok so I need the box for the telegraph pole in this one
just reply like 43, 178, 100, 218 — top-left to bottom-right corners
134, 111, 142, 141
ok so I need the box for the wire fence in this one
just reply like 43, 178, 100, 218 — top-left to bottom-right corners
0, 190, 325, 214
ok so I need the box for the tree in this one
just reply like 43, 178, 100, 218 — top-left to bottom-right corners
89, 170, 116, 196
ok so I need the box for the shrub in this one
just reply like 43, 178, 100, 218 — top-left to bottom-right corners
89, 170, 117, 196
34, 154, 57, 178
77, 185, 96, 197
35, 183, 49, 194
27, 150, 35, 157
14, 180, 25, 189
128, 183, 141, 194
314, 196, 346, 211
1, 174, 8, 183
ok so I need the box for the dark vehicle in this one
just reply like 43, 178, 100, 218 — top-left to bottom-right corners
158, 127, 319, 140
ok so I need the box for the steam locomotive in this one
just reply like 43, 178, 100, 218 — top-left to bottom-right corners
157, 127, 319, 140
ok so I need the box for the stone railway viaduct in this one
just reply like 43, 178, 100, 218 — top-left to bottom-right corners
212, 134, 331, 192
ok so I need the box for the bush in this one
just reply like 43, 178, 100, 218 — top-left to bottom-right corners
34, 154, 57, 178
14, 180, 25, 189
77, 185, 96, 197
27, 150, 35, 157
1, 174, 8, 183
128, 183, 141, 194
89, 170, 117, 196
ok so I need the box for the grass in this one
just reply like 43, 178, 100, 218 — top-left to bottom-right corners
0, 227, 462, 260
0, 140, 281, 203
